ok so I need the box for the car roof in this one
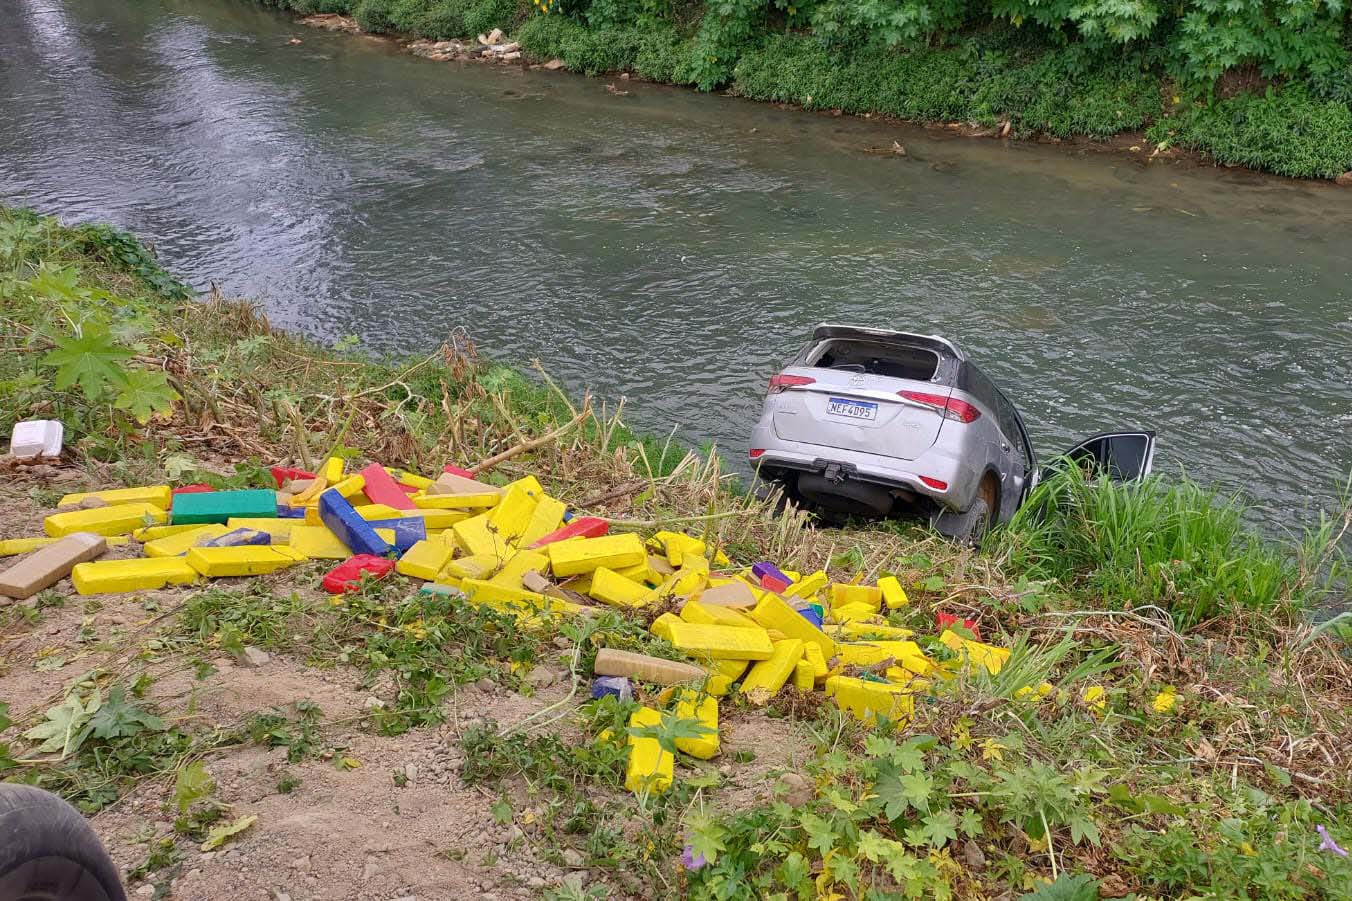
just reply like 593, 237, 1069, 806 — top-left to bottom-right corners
811, 324, 966, 361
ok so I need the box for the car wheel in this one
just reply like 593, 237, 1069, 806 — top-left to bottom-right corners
931, 497, 990, 547
0, 784, 126, 901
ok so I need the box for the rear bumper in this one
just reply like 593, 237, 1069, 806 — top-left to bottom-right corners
749, 419, 973, 511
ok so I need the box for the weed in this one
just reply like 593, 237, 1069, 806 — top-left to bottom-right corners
995, 466, 1317, 629
125, 838, 183, 882
15, 684, 207, 813
330, 588, 543, 733
245, 700, 326, 762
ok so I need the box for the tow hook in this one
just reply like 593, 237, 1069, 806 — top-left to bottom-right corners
823, 463, 845, 484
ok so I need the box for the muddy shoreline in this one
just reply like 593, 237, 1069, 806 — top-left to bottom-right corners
291, 13, 1349, 186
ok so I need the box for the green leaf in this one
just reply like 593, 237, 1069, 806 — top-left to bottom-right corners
1068, 813, 1102, 847
921, 809, 959, 848
880, 846, 923, 885
829, 855, 859, 891
80, 685, 164, 743
174, 761, 215, 814
899, 771, 934, 813
26, 264, 90, 303
627, 712, 714, 756
200, 814, 256, 851
162, 453, 197, 480
776, 851, 811, 888
113, 368, 179, 424
863, 734, 926, 771
23, 689, 102, 757
800, 812, 836, 855
958, 808, 984, 838
857, 829, 906, 863
825, 789, 858, 814
1106, 783, 1185, 817
489, 798, 512, 825
42, 324, 132, 400
685, 811, 728, 865
1019, 872, 1100, 901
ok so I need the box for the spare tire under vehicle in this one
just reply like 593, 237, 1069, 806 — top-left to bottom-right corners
0, 784, 126, 901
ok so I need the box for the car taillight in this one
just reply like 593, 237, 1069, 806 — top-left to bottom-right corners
749, 448, 766, 459
768, 374, 816, 394
898, 390, 981, 423
919, 476, 949, 491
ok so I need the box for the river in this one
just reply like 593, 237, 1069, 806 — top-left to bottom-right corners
3, 0, 1350, 529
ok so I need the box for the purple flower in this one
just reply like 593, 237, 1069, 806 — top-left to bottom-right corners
1318, 825, 1348, 857
680, 845, 707, 870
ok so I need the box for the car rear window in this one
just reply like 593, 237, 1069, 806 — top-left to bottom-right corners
805, 339, 940, 382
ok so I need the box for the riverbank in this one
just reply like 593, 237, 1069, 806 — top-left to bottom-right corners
3, 207, 1352, 899
253, 1, 1352, 182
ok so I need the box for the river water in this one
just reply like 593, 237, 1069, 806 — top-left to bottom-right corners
3, 0, 1350, 527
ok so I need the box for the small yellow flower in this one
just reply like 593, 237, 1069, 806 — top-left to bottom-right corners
1083, 685, 1106, 718
1240, 841, 1257, 857
1015, 681, 1054, 701
1152, 687, 1178, 714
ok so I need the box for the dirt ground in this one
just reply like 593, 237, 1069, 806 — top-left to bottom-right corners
0, 467, 810, 900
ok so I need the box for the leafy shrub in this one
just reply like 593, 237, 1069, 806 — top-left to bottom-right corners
1149, 85, 1352, 178
517, 13, 582, 59
517, 16, 647, 72
351, 0, 397, 31
734, 35, 1158, 136
351, 0, 479, 36
675, 0, 767, 89
464, 0, 523, 35
988, 0, 1161, 45
1309, 61, 1352, 103
584, 0, 670, 29
971, 46, 1161, 136
811, 0, 973, 48
1173, 0, 1349, 83
634, 27, 691, 81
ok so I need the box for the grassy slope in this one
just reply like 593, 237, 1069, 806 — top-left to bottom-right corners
2, 206, 1352, 898
260, 0, 1352, 180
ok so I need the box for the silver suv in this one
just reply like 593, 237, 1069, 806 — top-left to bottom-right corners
749, 325, 1156, 541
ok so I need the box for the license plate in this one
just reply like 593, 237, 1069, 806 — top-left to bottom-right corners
827, 397, 878, 421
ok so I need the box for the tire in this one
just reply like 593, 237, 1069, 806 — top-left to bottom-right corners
931, 497, 991, 547
0, 784, 126, 901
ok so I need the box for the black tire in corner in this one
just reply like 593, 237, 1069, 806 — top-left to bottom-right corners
0, 784, 126, 901
932, 497, 991, 547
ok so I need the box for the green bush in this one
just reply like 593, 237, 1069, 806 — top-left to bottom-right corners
1173, 0, 1349, 83
517, 13, 579, 59
734, 35, 1159, 137
1149, 85, 1352, 178
464, 0, 523, 35
634, 28, 690, 81
675, 0, 767, 89
811, 0, 974, 48
971, 48, 1161, 136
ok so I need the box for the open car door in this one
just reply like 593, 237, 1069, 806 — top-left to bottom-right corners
1058, 430, 1157, 482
